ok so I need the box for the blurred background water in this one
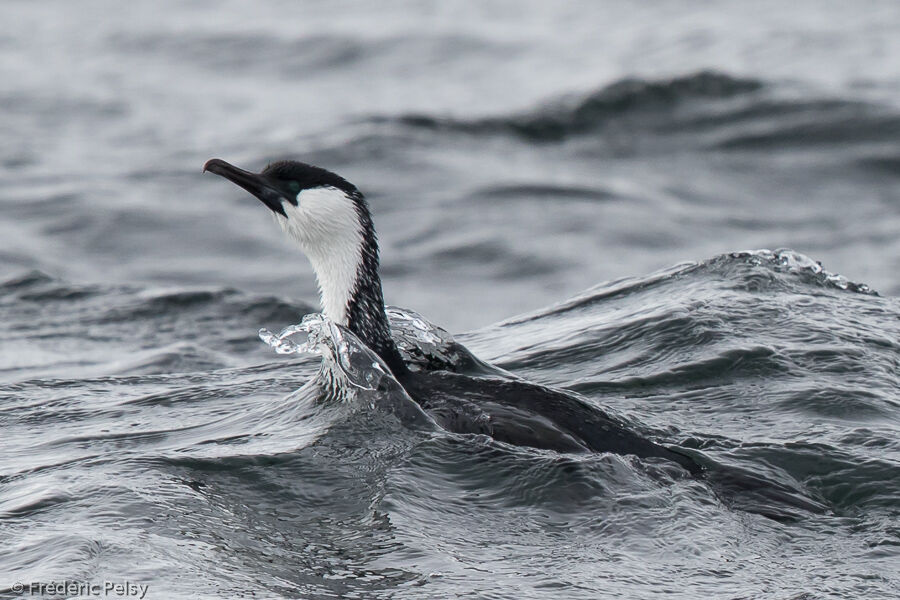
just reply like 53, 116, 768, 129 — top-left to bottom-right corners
3, 0, 900, 329
1, 1, 898, 599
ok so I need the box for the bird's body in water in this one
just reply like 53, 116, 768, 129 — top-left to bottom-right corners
202, 157, 699, 472
202, 158, 832, 520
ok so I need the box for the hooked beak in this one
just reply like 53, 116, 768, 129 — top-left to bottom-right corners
203, 158, 288, 217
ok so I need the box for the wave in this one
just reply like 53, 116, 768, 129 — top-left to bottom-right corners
497, 249, 877, 335
0, 270, 312, 322
0, 270, 315, 379
377, 71, 761, 142
252, 249, 899, 518
3, 249, 898, 599
476, 249, 898, 513
5, 250, 897, 521
373, 70, 900, 153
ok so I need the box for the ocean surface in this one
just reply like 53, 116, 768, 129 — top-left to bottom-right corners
2, 1, 899, 598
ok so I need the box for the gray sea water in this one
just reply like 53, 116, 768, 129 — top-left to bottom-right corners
1, 1, 899, 599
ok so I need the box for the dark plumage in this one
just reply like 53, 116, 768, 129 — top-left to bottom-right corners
343, 195, 407, 375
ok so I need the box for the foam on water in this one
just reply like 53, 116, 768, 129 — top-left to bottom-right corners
736, 248, 876, 294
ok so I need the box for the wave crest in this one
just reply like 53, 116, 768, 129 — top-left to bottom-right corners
729, 249, 875, 295
383, 70, 764, 141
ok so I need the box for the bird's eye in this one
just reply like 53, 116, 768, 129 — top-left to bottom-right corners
288, 181, 301, 193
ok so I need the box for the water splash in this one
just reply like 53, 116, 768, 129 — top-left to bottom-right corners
259, 312, 439, 429
259, 313, 389, 392
386, 306, 445, 346
258, 307, 469, 388
385, 306, 470, 372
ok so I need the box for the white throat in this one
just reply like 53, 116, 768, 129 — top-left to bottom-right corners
275, 186, 364, 325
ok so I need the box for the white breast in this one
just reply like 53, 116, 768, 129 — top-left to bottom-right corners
275, 186, 364, 325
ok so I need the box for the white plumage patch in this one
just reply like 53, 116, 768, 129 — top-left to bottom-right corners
274, 186, 364, 325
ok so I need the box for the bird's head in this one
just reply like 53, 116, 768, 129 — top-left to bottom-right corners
203, 158, 379, 330
203, 157, 366, 246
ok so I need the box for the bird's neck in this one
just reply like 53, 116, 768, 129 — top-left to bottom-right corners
344, 268, 407, 377
305, 225, 406, 376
